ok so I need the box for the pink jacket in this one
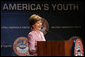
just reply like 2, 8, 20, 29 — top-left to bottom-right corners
27, 30, 46, 56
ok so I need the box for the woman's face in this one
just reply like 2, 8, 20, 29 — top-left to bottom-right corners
32, 20, 42, 31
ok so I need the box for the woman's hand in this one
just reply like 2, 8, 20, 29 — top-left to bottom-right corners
30, 50, 37, 56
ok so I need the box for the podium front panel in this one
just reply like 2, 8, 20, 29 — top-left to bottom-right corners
37, 41, 73, 56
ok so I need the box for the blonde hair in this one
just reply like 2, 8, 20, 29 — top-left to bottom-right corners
29, 14, 42, 28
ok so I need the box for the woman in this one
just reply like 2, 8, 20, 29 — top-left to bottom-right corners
27, 14, 46, 56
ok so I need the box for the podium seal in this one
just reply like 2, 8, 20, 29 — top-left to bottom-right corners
72, 38, 84, 56
13, 37, 29, 56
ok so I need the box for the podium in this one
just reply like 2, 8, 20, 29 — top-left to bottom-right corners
37, 41, 73, 56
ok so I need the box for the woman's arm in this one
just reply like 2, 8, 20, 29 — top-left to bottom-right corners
28, 33, 37, 55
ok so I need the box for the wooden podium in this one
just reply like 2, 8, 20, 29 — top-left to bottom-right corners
37, 41, 73, 56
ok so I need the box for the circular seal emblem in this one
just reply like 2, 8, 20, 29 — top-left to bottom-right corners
13, 37, 29, 56
72, 38, 84, 56
40, 18, 49, 35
